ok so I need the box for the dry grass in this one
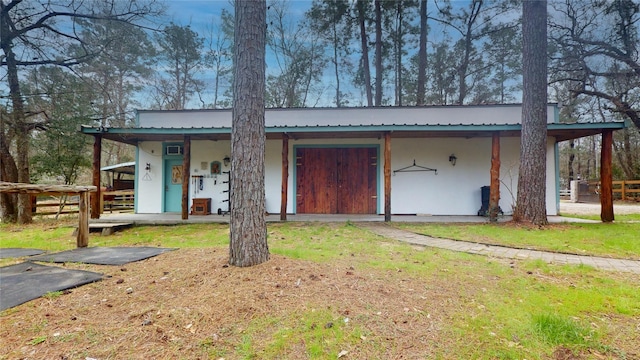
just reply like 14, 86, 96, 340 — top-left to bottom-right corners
1, 249, 463, 359
2, 221, 639, 359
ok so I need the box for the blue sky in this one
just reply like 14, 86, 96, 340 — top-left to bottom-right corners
163, 0, 311, 30
161, 1, 322, 107
163, 0, 232, 29
158, 0, 474, 108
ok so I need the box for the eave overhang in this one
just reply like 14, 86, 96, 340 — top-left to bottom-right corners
80, 122, 626, 146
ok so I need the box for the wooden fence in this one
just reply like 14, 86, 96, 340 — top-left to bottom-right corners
32, 189, 134, 215
0, 182, 95, 247
588, 180, 640, 201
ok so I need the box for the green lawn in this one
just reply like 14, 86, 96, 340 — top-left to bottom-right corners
394, 221, 640, 260
1, 220, 639, 359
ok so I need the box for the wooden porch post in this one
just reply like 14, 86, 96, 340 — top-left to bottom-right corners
91, 134, 102, 219
280, 134, 289, 221
384, 132, 391, 222
600, 130, 614, 222
489, 132, 501, 222
77, 190, 89, 247
182, 136, 191, 220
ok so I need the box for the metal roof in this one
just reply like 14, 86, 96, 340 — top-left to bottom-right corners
100, 162, 136, 175
81, 121, 626, 145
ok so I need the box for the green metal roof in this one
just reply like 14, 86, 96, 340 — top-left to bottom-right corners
80, 121, 626, 145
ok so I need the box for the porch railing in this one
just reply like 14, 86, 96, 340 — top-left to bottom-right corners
100, 190, 135, 213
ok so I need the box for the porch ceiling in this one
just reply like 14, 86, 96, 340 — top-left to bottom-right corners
80, 122, 625, 145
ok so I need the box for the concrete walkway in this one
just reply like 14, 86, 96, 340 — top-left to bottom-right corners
358, 223, 640, 274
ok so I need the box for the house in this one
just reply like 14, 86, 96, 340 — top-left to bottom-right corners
81, 104, 625, 220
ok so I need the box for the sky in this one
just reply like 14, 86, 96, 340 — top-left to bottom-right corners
160, 1, 323, 108
158, 0, 473, 108
163, 0, 311, 32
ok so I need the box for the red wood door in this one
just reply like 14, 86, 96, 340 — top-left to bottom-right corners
296, 148, 338, 214
296, 147, 377, 214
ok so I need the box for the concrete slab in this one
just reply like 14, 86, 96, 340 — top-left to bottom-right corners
0, 262, 103, 311
359, 223, 640, 274
29, 247, 177, 266
94, 212, 595, 225
0, 248, 45, 259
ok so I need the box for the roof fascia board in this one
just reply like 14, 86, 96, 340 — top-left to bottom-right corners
81, 121, 625, 136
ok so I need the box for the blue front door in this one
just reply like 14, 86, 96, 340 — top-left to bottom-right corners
164, 159, 184, 212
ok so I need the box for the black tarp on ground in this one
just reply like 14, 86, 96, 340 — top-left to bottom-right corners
0, 262, 103, 311
29, 247, 177, 265
0, 248, 45, 259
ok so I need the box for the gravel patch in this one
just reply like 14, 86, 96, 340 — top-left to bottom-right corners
559, 201, 640, 215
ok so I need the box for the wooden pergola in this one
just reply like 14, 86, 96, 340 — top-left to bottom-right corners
0, 182, 96, 247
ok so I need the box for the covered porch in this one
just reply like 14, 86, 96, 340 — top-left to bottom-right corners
80, 106, 626, 223
92, 211, 598, 225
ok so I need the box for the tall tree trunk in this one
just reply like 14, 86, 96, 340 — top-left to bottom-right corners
455, 0, 482, 105
0, 112, 18, 223
395, 1, 403, 106
213, 65, 221, 108
357, 0, 373, 107
568, 140, 575, 181
621, 130, 635, 179
416, 0, 427, 106
229, 0, 269, 267
600, 130, 614, 222
1, 14, 32, 224
332, 22, 342, 107
513, 0, 548, 225
374, 0, 382, 106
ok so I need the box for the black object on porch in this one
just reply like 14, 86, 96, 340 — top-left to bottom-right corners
477, 186, 503, 216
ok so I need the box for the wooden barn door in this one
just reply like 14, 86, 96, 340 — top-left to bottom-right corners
296, 147, 377, 214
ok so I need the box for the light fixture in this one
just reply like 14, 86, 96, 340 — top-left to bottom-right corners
223, 156, 231, 167
448, 154, 457, 166
145, 162, 151, 171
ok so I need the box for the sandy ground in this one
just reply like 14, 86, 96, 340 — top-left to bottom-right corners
559, 201, 640, 215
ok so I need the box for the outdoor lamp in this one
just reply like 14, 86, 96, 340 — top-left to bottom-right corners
145, 163, 151, 171
223, 156, 231, 167
449, 154, 457, 166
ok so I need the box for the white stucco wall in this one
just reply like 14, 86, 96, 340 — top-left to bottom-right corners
134, 136, 558, 216
136, 142, 164, 213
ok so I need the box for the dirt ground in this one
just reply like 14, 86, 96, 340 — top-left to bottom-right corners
2, 216, 639, 359
1, 249, 464, 359
2, 247, 637, 360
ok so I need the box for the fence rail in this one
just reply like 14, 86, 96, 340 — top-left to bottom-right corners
33, 196, 80, 215
32, 189, 135, 215
588, 180, 640, 201
100, 190, 135, 213
1, 182, 95, 247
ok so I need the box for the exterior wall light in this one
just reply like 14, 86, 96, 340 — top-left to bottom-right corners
449, 154, 457, 166
145, 162, 151, 171
223, 156, 231, 167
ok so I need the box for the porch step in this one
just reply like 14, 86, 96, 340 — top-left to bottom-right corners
73, 222, 133, 236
